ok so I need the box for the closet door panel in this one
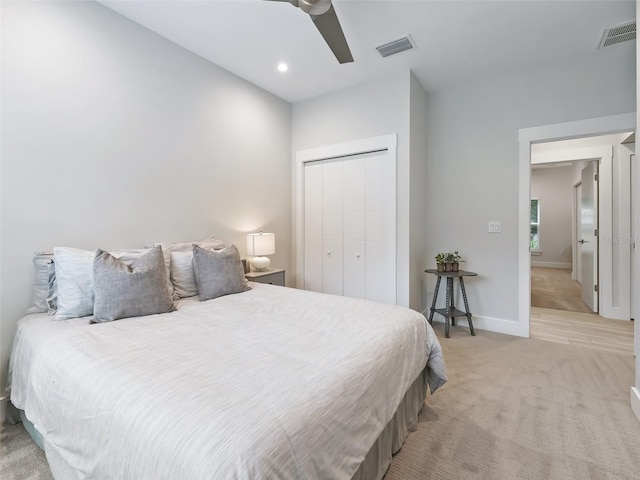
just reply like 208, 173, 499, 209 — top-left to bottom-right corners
304, 162, 323, 293
322, 160, 343, 296
343, 157, 366, 299
366, 240, 396, 304
365, 150, 396, 304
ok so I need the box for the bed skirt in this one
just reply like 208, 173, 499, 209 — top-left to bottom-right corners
12, 366, 428, 480
351, 366, 428, 480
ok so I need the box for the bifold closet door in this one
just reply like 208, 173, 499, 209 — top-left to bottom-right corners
342, 156, 366, 299
303, 149, 396, 305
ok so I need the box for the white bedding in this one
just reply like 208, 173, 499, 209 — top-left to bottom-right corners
9, 283, 446, 480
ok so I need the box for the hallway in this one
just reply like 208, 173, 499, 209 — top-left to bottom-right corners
530, 267, 634, 355
531, 266, 593, 314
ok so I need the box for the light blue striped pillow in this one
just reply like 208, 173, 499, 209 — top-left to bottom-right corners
53, 247, 95, 319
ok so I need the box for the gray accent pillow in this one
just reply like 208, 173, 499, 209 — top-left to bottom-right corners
192, 244, 251, 301
54, 246, 173, 320
93, 246, 175, 322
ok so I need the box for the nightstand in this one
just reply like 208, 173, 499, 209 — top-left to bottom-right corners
245, 268, 285, 286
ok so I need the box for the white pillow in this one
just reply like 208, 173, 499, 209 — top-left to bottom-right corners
165, 236, 226, 253
53, 246, 173, 320
170, 251, 199, 299
156, 237, 226, 299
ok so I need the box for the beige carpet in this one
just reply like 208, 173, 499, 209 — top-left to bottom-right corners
0, 420, 51, 480
531, 267, 594, 314
2, 326, 639, 480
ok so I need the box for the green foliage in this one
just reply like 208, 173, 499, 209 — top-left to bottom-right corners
435, 251, 465, 263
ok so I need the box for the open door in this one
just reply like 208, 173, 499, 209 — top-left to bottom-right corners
579, 161, 598, 312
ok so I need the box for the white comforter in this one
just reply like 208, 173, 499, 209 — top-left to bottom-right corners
9, 283, 446, 480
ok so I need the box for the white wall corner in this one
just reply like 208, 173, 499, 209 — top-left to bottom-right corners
631, 387, 640, 423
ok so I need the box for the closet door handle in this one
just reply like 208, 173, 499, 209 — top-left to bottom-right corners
356, 253, 360, 258
327, 251, 331, 255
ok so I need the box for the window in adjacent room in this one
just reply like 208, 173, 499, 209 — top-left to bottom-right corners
530, 198, 540, 252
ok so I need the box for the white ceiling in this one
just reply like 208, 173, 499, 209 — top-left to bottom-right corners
98, 0, 636, 103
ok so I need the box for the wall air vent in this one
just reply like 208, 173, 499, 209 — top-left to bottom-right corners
598, 20, 635, 49
376, 35, 415, 58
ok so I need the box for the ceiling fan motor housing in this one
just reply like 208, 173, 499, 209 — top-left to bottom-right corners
298, 0, 331, 16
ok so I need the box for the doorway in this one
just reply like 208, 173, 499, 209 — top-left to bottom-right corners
518, 113, 636, 338
529, 158, 599, 315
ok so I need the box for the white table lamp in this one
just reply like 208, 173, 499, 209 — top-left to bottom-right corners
247, 232, 275, 271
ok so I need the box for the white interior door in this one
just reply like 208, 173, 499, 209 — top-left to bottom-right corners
579, 162, 598, 312
575, 183, 583, 284
632, 151, 639, 356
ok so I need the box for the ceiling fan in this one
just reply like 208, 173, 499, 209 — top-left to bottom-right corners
268, 0, 354, 64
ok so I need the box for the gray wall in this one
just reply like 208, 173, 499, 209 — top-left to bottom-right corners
425, 45, 635, 328
530, 166, 575, 268
0, 1, 292, 403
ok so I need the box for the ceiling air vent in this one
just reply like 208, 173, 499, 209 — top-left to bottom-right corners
598, 20, 635, 49
376, 35, 415, 58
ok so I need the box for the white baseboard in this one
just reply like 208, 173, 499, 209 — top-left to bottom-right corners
421, 312, 528, 338
632, 387, 640, 423
531, 261, 572, 269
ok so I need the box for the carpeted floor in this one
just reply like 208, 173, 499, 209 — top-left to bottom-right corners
385, 324, 640, 479
531, 267, 594, 314
0, 420, 51, 480
2, 325, 639, 480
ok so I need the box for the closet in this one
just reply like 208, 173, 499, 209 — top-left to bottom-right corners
303, 148, 396, 305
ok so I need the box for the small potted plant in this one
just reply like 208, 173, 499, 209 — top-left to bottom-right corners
444, 252, 455, 271
449, 251, 464, 272
435, 253, 446, 272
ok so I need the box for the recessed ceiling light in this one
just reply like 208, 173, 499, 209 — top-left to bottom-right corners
277, 63, 288, 72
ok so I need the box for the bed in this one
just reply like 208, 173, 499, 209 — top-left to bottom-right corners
8, 244, 446, 480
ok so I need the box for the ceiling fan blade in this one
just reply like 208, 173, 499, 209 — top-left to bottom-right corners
311, 4, 354, 64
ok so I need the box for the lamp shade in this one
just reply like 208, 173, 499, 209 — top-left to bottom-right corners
247, 232, 275, 256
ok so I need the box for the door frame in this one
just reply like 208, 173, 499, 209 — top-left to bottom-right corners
293, 134, 397, 291
518, 113, 636, 337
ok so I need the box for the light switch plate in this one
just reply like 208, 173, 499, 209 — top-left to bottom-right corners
488, 221, 501, 233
